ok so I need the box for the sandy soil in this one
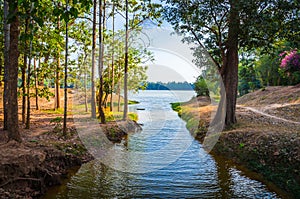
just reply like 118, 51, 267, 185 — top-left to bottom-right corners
176, 85, 300, 198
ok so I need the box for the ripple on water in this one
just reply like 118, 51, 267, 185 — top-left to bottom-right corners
42, 91, 283, 199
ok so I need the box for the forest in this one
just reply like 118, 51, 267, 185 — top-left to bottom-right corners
0, 0, 300, 198
145, 81, 194, 90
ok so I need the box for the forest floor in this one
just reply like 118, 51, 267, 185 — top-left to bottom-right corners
0, 89, 139, 198
173, 84, 300, 198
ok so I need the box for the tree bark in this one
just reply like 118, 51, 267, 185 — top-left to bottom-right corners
7, 0, 21, 142
25, 26, 33, 129
3, 0, 10, 130
22, 18, 29, 124
98, 0, 106, 123
123, 0, 129, 121
22, 55, 27, 123
34, 59, 39, 110
55, 18, 61, 109
91, 0, 97, 118
0, 55, 2, 87
222, 0, 239, 126
83, 54, 88, 112
63, 1, 69, 136
110, 3, 115, 112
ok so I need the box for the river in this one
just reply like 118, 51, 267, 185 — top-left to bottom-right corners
43, 90, 283, 198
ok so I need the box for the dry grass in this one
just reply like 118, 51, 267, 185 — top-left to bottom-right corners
177, 86, 300, 197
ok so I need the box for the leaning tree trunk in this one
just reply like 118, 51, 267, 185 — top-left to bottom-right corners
7, 0, 21, 142
223, 0, 239, 127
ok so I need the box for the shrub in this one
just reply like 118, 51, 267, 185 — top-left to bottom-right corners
279, 49, 300, 85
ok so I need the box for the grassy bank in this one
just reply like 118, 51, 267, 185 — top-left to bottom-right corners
0, 90, 141, 198
171, 87, 300, 198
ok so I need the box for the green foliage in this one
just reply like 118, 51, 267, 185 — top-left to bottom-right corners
105, 112, 138, 122
163, 0, 298, 67
279, 49, 300, 85
254, 40, 300, 86
146, 81, 194, 90
238, 55, 261, 96
50, 116, 63, 133
193, 76, 209, 97
128, 100, 139, 105
170, 102, 182, 116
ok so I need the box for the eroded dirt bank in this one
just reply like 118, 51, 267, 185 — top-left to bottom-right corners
173, 85, 300, 198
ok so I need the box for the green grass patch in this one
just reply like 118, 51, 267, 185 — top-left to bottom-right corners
42, 108, 64, 114
170, 102, 182, 116
105, 111, 138, 122
129, 100, 139, 105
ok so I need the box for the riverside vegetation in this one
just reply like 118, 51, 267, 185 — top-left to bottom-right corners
172, 85, 300, 198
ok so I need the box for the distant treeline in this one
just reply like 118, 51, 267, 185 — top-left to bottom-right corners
145, 81, 194, 90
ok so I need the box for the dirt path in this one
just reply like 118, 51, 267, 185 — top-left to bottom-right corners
237, 104, 300, 125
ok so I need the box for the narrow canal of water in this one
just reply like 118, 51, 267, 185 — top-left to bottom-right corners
43, 90, 284, 198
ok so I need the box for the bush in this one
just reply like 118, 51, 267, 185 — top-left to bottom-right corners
194, 76, 209, 97
279, 49, 300, 85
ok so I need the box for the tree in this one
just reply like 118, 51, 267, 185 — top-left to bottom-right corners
120, 0, 161, 120
238, 55, 261, 96
91, 0, 97, 119
194, 76, 209, 97
3, 0, 9, 130
164, 0, 299, 127
279, 49, 300, 85
123, 0, 129, 120
63, 0, 69, 136
98, 0, 106, 123
69, 21, 92, 113
109, 1, 116, 112
7, 0, 21, 142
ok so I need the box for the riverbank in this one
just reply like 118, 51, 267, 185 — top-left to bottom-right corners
0, 90, 140, 198
172, 85, 300, 198
0, 113, 94, 198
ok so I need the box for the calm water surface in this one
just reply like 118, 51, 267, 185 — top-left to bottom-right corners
43, 90, 284, 198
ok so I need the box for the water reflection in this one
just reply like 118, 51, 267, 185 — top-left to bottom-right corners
42, 91, 283, 199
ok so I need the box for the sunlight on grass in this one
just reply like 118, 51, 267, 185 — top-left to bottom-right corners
105, 111, 138, 122
42, 108, 64, 114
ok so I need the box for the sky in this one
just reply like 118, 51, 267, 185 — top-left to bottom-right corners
140, 28, 202, 83
104, 2, 204, 83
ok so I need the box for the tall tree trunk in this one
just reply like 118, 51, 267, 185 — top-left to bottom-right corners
98, 0, 106, 123
25, 24, 33, 129
84, 54, 88, 112
55, 18, 61, 109
7, 0, 21, 142
117, 62, 122, 112
110, 3, 115, 112
0, 55, 2, 87
222, 0, 239, 126
91, 0, 97, 118
22, 55, 27, 123
34, 58, 39, 110
22, 18, 29, 124
117, 84, 121, 112
63, 0, 69, 136
3, 0, 9, 130
123, 0, 129, 120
